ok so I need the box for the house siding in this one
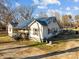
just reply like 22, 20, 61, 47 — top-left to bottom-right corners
8, 17, 61, 42
8, 24, 13, 37
43, 26, 48, 39
47, 19, 60, 38
29, 19, 60, 42
29, 21, 43, 42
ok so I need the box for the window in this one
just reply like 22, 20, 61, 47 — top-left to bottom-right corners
48, 28, 52, 34
48, 19, 52, 24
48, 28, 58, 34
53, 28, 57, 34
54, 30, 57, 33
33, 28, 38, 36
53, 18, 56, 22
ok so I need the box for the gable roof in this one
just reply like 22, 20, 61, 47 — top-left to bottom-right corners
28, 17, 57, 27
36, 20, 47, 26
10, 17, 58, 29
36, 17, 57, 24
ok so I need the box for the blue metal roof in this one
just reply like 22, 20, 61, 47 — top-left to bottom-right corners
14, 17, 56, 29
36, 17, 56, 25
16, 19, 33, 29
36, 20, 47, 26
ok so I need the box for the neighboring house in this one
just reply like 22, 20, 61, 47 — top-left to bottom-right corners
8, 19, 32, 37
28, 17, 60, 42
8, 17, 61, 42
8, 22, 18, 37
8, 23, 13, 37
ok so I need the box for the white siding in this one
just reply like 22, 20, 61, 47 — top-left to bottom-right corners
29, 21, 43, 42
47, 19, 60, 38
8, 24, 13, 37
43, 26, 48, 39
48, 20, 60, 30
29, 19, 60, 42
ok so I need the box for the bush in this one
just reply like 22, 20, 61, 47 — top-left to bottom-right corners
12, 33, 21, 41
13, 36, 21, 41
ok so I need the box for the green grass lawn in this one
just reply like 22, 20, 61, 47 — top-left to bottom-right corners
0, 35, 65, 52
0, 34, 7, 37
16, 40, 66, 52
0, 33, 13, 43
0, 36, 13, 42
63, 28, 79, 31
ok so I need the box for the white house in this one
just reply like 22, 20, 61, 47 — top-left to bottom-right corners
8, 17, 61, 42
8, 23, 13, 37
8, 22, 18, 37
28, 17, 60, 42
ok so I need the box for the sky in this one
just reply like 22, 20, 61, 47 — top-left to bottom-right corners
6, 0, 79, 16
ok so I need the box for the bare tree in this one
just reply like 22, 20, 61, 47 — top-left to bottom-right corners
0, 0, 15, 23
0, 0, 15, 31
38, 11, 48, 18
14, 4, 36, 21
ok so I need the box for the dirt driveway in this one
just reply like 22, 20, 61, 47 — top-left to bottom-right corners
1, 33, 79, 59
0, 40, 79, 59
0, 41, 46, 59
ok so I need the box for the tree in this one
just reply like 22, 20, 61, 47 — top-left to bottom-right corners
62, 15, 69, 27
75, 15, 79, 20
75, 15, 79, 27
0, 0, 15, 30
14, 4, 36, 20
38, 11, 48, 18
0, 0, 16, 23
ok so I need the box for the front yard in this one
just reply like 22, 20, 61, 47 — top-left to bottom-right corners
0, 33, 79, 59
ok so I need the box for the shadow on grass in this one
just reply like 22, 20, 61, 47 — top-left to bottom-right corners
0, 41, 15, 44
47, 30, 79, 44
22, 46, 79, 59
0, 33, 7, 37
0, 42, 44, 52
3, 57, 14, 59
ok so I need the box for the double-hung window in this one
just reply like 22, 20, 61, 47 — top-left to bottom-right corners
33, 28, 38, 36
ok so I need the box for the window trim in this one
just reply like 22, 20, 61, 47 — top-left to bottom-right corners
33, 28, 39, 36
